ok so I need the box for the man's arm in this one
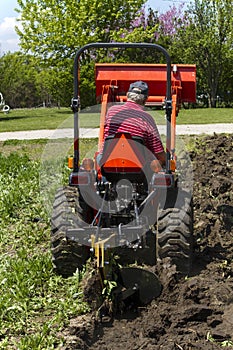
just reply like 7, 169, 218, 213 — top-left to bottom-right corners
156, 151, 166, 166
150, 151, 166, 172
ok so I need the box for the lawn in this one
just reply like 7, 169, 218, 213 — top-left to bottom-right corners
0, 106, 232, 132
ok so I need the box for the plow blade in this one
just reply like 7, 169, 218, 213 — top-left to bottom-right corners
119, 267, 162, 305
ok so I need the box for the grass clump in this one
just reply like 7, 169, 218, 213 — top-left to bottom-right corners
0, 151, 89, 349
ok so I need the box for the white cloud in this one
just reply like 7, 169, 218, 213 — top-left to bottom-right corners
0, 16, 21, 54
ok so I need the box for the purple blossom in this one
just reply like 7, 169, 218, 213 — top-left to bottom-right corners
154, 32, 159, 40
131, 6, 148, 29
159, 3, 187, 35
129, 3, 189, 40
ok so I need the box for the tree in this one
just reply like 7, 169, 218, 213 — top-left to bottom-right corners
15, 0, 147, 107
16, 0, 145, 61
0, 52, 70, 108
109, 4, 188, 64
173, 0, 233, 107
35, 59, 74, 107
111, 6, 162, 63
0, 52, 40, 108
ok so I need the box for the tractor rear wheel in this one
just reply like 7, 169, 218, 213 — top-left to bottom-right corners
51, 186, 93, 277
157, 188, 193, 275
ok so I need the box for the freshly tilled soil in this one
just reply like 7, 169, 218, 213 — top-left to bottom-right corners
60, 134, 233, 350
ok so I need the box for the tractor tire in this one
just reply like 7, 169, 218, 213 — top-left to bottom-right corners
51, 186, 93, 277
157, 188, 193, 275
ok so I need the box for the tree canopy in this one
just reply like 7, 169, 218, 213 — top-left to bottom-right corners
0, 0, 232, 108
16, 0, 145, 60
173, 0, 233, 107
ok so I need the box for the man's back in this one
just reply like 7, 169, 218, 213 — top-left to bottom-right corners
103, 100, 164, 156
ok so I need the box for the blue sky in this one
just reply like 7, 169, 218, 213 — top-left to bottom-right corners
0, 0, 185, 54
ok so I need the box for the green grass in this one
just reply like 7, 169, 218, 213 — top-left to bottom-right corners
0, 106, 232, 133
149, 107, 233, 125
0, 138, 98, 161
0, 142, 99, 349
175, 107, 233, 124
0, 108, 73, 132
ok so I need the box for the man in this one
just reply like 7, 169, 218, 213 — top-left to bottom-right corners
99, 80, 166, 170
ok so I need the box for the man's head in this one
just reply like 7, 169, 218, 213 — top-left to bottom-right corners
127, 81, 149, 105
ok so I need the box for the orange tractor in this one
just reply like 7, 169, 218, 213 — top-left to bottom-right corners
51, 43, 196, 306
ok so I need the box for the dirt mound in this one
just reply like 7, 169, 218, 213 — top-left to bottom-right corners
60, 134, 233, 350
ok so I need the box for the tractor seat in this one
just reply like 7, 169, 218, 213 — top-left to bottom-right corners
100, 132, 147, 182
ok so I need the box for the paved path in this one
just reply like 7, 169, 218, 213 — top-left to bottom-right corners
0, 124, 233, 141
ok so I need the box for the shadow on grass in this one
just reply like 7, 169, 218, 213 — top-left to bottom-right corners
0, 115, 36, 122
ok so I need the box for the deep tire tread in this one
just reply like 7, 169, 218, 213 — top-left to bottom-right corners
50, 186, 92, 277
157, 190, 193, 275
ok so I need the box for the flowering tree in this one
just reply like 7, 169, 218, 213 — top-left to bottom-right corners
111, 3, 188, 63
158, 4, 186, 36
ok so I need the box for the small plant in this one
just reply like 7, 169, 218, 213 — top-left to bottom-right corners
206, 332, 233, 348
102, 279, 118, 300
221, 340, 233, 347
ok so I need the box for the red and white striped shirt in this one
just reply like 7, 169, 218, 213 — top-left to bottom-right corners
101, 100, 164, 156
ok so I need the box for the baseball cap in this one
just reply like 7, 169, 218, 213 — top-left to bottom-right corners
128, 81, 149, 96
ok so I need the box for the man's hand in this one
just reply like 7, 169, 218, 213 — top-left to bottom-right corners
156, 151, 166, 166
150, 151, 166, 172
150, 159, 163, 173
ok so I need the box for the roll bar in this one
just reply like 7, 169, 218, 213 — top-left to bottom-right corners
71, 42, 172, 173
